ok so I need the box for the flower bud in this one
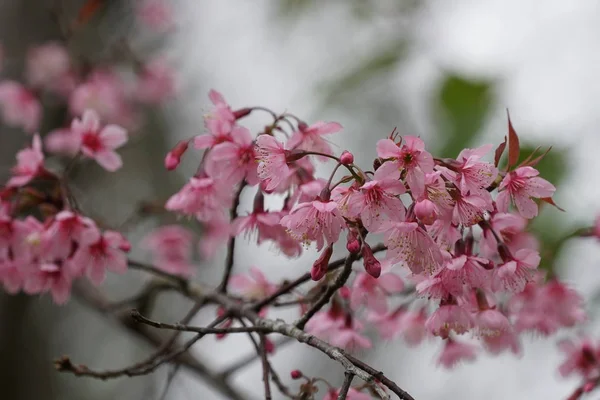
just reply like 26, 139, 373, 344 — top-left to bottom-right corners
164, 140, 189, 171
373, 158, 382, 171
311, 245, 333, 281
233, 107, 252, 120
290, 370, 303, 380
414, 199, 437, 225
298, 121, 308, 131
339, 286, 351, 299
346, 230, 361, 254
362, 243, 381, 278
264, 338, 275, 354
340, 150, 354, 165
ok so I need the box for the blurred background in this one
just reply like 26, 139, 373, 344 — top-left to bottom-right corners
1, 0, 600, 399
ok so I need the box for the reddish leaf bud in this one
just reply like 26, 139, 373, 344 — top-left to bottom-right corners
290, 370, 303, 380
340, 150, 354, 165
362, 243, 381, 278
311, 245, 333, 281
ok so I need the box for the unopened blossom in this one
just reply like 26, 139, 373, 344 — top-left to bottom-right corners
425, 304, 473, 338
347, 163, 406, 230
206, 126, 259, 185
165, 176, 231, 221
229, 267, 276, 300
71, 109, 128, 172
311, 245, 333, 281
0, 81, 42, 133
7, 134, 44, 188
375, 220, 443, 276
280, 199, 345, 251
437, 338, 477, 368
493, 248, 540, 293
142, 225, 195, 277
350, 270, 404, 313
71, 230, 129, 285
361, 242, 382, 278
287, 121, 342, 158
496, 166, 556, 219
26, 42, 71, 91
164, 139, 190, 171
441, 144, 498, 196
376, 136, 434, 198
255, 134, 294, 191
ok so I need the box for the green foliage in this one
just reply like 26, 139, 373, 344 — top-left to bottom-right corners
435, 74, 494, 158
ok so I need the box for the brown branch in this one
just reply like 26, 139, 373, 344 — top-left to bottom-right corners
217, 337, 293, 379
295, 252, 358, 330
65, 281, 247, 400
259, 334, 273, 400
337, 372, 355, 400
218, 181, 247, 293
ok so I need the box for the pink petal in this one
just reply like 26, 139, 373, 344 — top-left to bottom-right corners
100, 125, 128, 149
95, 151, 123, 172
376, 139, 400, 159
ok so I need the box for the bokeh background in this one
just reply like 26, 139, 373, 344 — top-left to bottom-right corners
1, 1, 600, 399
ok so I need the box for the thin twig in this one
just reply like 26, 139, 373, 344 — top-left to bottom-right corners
337, 372, 355, 400
294, 252, 358, 330
218, 181, 247, 293
259, 334, 273, 400
217, 337, 293, 379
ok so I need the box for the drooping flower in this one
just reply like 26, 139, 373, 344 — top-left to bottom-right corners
350, 269, 404, 313
557, 337, 600, 379
496, 166, 556, 219
437, 338, 477, 368
280, 199, 345, 251
44, 127, 81, 156
493, 248, 540, 293
194, 90, 237, 149
7, 134, 45, 188
425, 304, 473, 338
480, 212, 539, 259
287, 121, 342, 158
229, 267, 276, 300
440, 144, 498, 196
142, 225, 195, 277
255, 134, 294, 191
70, 109, 128, 171
165, 176, 231, 221
417, 254, 491, 298
376, 136, 434, 198
71, 230, 129, 285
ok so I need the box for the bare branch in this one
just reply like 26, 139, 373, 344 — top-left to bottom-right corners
259, 334, 273, 400
337, 372, 355, 400
218, 181, 247, 293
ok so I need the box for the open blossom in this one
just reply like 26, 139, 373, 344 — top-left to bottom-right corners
255, 135, 293, 191
417, 254, 490, 298
496, 166, 556, 219
280, 199, 345, 251
287, 121, 342, 157
23, 260, 75, 304
0, 81, 42, 133
142, 225, 195, 277
451, 191, 490, 227
376, 136, 434, 198
475, 309, 511, 338
7, 134, 44, 187
350, 269, 404, 313
441, 144, 498, 196
480, 212, 539, 258
71, 231, 129, 285
493, 248, 540, 293
229, 267, 276, 300
206, 126, 258, 185
425, 304, 473, 338
558, 337, 600, 379
347, 163, 406, 230
41, 211, 100, 261
165, 176, 232, 221
376, 220, 443, 276
233, 208, 281, 244
71, 109, 128, 171
195, 90, 236, 149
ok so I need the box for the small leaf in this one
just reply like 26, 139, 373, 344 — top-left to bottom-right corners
507, 111, 520, 169
540, 197, 565, 212
523, 146, 553, 168
494, 136, 507, 167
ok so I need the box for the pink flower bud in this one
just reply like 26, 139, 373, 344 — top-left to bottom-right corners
361, 243, 381, 278
340, 150, 354, 165
414, 199, 437, 225
583, 382, 596, 393
346, 230, 361, 254
339, 286, 351, 299
264, 338, 275, 354
233, 107, 252, 120
298, 121, 308, 131
290, 370, 303, 380
311, 245, 333, 281
165, 140, 189, 171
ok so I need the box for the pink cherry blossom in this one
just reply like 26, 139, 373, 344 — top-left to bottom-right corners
437, 338, 477, 368
558, 337, 600, 379
0, 81, 41, 133
135, 58, 176, 104
206, 126, 259, 185
367, 308, 406, 341
229, 267, 276, 300
255, 135, 294, 191
350, 270, 404, 313
328, 320, 372, 351
493, 248, 540, 293
347, 163, 406, 230
23, 261, 74, 304
418, 254, 490, 298
441, 144, 498, 196
482, 329, 521, 355
280, 199, 345, 251
71, 109, 128, 171
26, 42, 71, 92
480, 212, 539, 259
451, 191, 491, 227
287, 121, 342, 158
425, 304, 473, 338
165, 176, 232, 221
72, 230, 129, 285
375, 220, 443, 276
475, 309, 511, 337
142, 225, 195, 277
198, 217, 231, 259
41, 211, 100, 261
496, 166, 556, 219
44, 127, 82, 156
194, 90, 236, 149
376, 136, 434, 198
7, 134, 44, 187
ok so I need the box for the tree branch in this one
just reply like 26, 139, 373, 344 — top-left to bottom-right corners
259, 334, 273, 400
337, 372, 355, 400
218, 181, 247, 293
